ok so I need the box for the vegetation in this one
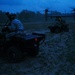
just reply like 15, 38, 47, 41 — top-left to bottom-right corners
0, 9, 74, 24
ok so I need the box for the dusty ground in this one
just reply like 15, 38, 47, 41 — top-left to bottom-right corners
0, 19, 75, 75
0, 28, 75, 75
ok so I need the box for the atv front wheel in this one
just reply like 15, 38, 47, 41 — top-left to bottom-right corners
54, 26, 61, 33
27, 45, 39, 57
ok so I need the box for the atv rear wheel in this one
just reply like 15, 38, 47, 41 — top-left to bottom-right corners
6, 45, 23, 62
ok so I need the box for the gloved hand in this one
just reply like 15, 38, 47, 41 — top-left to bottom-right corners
1, 26, 11, 33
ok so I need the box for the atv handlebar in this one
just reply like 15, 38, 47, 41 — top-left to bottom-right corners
1, 26, 11, 32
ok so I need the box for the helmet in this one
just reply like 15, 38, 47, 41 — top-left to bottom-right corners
10, 14, 16, 19
6, 12, 16, 20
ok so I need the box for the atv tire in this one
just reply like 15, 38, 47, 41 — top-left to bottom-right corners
6, 43, 23, 62
52, 26, 61, 33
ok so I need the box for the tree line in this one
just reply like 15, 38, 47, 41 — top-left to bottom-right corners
0, 10, 45, 23
0, 9, 74, 24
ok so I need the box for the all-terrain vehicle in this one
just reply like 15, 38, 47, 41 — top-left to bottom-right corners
0, 13, 45, 62
0, 25, 45, 62
48, 16, 69, 33
48, 24, 69, 33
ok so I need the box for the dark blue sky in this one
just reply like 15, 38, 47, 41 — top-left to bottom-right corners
0, 0, 75, 13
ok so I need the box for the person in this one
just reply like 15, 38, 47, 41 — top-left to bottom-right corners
3, 12, 25, 39
55, 16, 66, 27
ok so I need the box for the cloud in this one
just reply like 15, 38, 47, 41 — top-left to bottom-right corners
20, 0, 60, 12
0, 0, 23, 5
0, 0, 75, 13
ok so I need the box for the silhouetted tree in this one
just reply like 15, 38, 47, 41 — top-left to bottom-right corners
44, 9, 49, 21
18, 10, 36, 22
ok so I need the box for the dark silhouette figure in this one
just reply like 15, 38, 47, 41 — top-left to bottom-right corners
45, 9, 49, 21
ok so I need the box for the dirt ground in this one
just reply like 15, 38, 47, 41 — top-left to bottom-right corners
0, 19, 75, 75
